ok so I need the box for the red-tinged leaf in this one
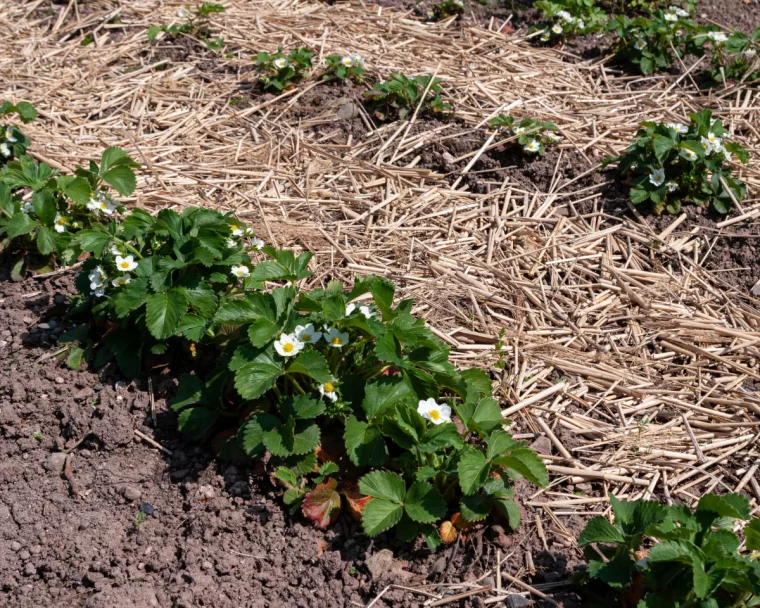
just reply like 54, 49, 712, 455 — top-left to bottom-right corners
340, 482, 372, 521
451, 512, 474, 531
500, 24, 515, 34
302, 478, 341, 529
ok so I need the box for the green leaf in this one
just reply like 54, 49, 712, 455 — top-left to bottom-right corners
4, 212, 36, 239
653, 135, 674, 162
263, 417, 320, 457
180, 281, 217, 318
177, 314, 207, 342
486, 430, 518, 459
586, 552, 636, 589
113, 279, 149, 318
745, 518, 760, 551
102, 165, 136, 196
75, 229, 113, 256
177, 407, 218, 440
344, 416, 388, 467
323, 280, 346, 321
145, 289, 188, 340
494, 448, 549, 488
578, 516, 626, 547
281, 394, 325, 420
697, 493, 751, 521
460, 494, 492, 522
286, 349, 332, 383
457, 448, 491, 495
630, 187, 650, 204
241, 413, 280, 457
36, 226, 57, 255
362, 377, 415, 421
358, 470, 406, 503
470, 397, 503, 435
648, 539, 704, 564
417, 423, 463, 454
362, 498, 404, 536
234, 359, 283, 400
493, 498, 521, 530
171, 374, 205, 411
57, 176, 91, 204
404, 481, 446, 523
32, 190, 57, 224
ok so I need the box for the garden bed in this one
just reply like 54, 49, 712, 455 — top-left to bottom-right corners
3, 0, 760, 605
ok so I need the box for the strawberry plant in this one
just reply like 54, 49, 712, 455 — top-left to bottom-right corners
605, 109, 748, 214
0, 101, 37, 164
698, 27, 760, 84
431, 0, 465, 21
168, 271, 548, 546
0, 146, 138, 278
148, 3, 226, 50
255, 47, 314, 92
535, 0, 607, 42
364, 74, 451, 121
489, 115, 562, 155
607, 7, 699, 74
324, 54, 366, 82
576, 493, 760, 607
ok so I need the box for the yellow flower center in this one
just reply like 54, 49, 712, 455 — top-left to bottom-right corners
302, 333, 311, 342
120, 262, 129, 269
57, 218, 66, 225
331, 337, 342, 345
231, 224, 238, 231
323, 382, 335, 393
282, 343, 294, 353
430, 410, 441, 421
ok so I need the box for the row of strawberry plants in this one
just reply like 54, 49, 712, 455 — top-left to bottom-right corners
0, 102, 548, 547
536, 1, 759, 84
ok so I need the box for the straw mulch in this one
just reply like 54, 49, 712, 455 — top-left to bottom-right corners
4, 0, 760, 597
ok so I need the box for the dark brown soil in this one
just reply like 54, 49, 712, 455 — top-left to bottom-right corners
375, 118, 604, 196
646, 205, 760, 294
0, 262, 581, 607
696, 0, 760, 35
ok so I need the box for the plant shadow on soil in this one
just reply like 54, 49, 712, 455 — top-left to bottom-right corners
0, 258, 580, 608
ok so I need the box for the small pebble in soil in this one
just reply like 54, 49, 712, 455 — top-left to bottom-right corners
122, 486, 142, 502
18, 550, 30, 560
11, 541, 21, 552
54, 377, 64, 385
37, 323, 50, 330
507, 596, 532, 608
94, 385, 104, 392
23, 563, 35, 577
139, 503, 154, 516
44, 452, 67, 473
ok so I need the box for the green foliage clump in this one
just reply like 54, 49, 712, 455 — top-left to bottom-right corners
147, 3, 226, 50
607, 6, 698, 75
535, 0, 607, 42
606, 109, 748, 215
256, 47, 314, 92
364, 74, 451, 121
0, 101, 36, 165
431, 0, 465, 21
0, 137, 138, 278
576, 492, 760, 607
324, 54, 366, 82
0, 115, 547, 546
489, 115, 562, 156
699, 27, 760, 84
